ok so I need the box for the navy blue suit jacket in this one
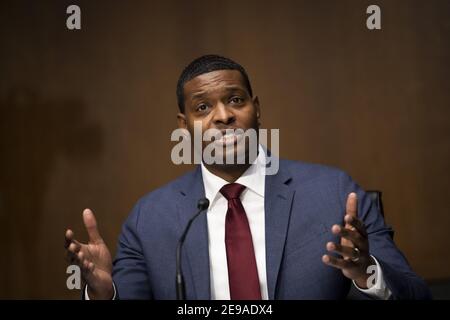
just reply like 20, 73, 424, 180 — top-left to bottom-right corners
112, 159, 431, 299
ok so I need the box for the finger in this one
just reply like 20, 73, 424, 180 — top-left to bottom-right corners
65, 229, 74, 248
66, 247, 83, 265
333, 224, 355, 248
327, 242, 360, 261
66, 243, 84, 268
83, 208, 103, 244
341, 234, 353, 248
65, 229, 84, 246
345, 192, 358, 222
68, 242, 81, 254
332, 224, 363, 248
342, 193, 358, 247
322, 254, 354, 270
77, 251, 85, 263
78, 252, 89, 269
344, 214, 367, 238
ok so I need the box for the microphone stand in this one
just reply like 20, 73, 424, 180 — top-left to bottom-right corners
176, 198, 209, 300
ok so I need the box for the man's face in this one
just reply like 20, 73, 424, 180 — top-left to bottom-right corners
177, 69, 260, 165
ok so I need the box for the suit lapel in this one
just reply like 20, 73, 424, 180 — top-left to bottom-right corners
176, 167, 211, 299
264, 163, 294, 299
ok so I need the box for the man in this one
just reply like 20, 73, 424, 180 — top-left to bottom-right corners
65, 55, 431, 300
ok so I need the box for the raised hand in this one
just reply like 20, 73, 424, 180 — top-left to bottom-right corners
65, 209, 114, 299
322, 192, 375, 288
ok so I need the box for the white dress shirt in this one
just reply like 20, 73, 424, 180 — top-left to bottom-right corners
201, 145, 269, 300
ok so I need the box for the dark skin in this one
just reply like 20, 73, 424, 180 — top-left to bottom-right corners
323, 192, 376, 289
177, 70, 261, 183
64, 69, 375, 299
65, 209, 113, 299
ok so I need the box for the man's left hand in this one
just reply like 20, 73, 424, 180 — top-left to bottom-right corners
322, 192, 375, 289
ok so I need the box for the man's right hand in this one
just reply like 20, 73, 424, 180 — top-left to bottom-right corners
65, 209, 114, 300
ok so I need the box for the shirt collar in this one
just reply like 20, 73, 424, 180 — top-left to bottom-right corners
201, 145, 266, 206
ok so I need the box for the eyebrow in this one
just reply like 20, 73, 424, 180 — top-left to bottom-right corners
190, 85, 246, 100
223, 85, 246, 91
190, 91, 207, 100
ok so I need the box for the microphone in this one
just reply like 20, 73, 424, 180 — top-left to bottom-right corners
176, 198, 210, 300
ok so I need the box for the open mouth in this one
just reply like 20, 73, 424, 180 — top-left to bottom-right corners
212, 130, 244, 147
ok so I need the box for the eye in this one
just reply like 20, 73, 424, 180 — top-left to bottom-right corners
196, 103, 209, 112
230, 96, 244, 104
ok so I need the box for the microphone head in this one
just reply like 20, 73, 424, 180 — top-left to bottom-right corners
197, 198, 210, 211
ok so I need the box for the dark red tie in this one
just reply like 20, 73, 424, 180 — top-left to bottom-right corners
220, 183, 262, 300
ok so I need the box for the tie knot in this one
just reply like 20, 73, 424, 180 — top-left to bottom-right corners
220, 183, 246, 200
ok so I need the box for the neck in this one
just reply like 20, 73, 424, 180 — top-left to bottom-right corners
203, 163, 251, 183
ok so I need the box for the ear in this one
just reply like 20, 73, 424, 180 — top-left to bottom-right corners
253, 96, 261, 119
177, 112, 187, 129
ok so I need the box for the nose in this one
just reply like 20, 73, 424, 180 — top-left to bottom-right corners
212, 102, 235, 126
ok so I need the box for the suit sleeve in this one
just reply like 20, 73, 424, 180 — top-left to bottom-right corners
338, 172, 432, 300
112, 200, 153, 299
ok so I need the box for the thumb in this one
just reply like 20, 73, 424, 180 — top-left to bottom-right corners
341, 192, 358, 247
345, 192, 358, 226
83, 208, 103, 243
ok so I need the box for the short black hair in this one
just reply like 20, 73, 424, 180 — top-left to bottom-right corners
176, 54, 253, 113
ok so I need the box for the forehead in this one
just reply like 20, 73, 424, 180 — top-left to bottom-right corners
183, 69, 247, 98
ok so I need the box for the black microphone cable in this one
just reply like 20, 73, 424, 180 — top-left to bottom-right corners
176, 198, 209, 300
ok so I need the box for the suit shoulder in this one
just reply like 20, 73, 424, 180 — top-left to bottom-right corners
279, 159, 350, 183
134, 168, 197, 208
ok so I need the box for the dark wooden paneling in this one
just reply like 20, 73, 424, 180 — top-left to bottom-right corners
0, 0, 449, 298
